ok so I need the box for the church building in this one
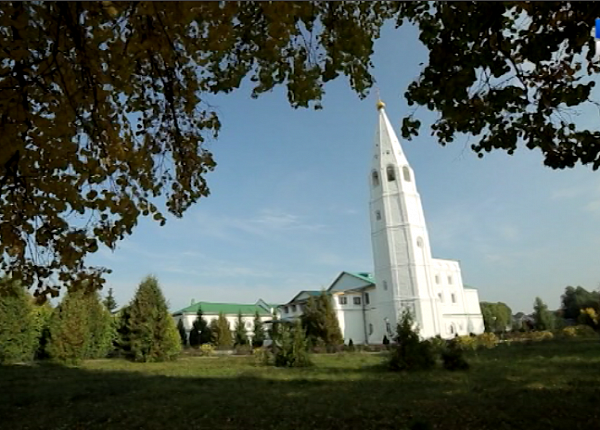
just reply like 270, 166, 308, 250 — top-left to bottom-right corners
278, 101, 484, 343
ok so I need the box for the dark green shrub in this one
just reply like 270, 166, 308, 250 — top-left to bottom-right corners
441, 339, 470, 371
233, 310, 248, 346
389, 310, 435, 371
348, 338, 355, 352
177, 319, 187, 347
84, 291, 116, 359
274, 320, 312, 367
252, 311, 266, 347
383, 335, 390, 345
0, 278, 40, 364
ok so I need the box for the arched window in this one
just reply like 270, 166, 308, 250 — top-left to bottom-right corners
449, 324, 455, 335
383, 280, 388, 291
368, 323, 374, 335
402, 166, 411, 182
386, 165, 396, 181
375, 210, 381, 221
372, 170, 380, 187
416, 237, 423, 248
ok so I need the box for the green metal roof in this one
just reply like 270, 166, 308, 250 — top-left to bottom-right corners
348, 272, 375, 284
173, 302, 271, 316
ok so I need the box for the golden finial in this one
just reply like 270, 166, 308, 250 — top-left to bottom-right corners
376, 87, 385, 110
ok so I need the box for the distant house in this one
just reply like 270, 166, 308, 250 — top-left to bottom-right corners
172, 299, 277, 342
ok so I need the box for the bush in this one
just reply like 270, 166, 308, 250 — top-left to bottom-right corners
0, 278, 40, 364
84, 292, 116, 359
389, 310, 435, 372
198, 343, 214, 357
566, 325, 597, 338
454, 335, 477, 351
274, 320, 312, 368
429, 336, 448, 355
475, 332, 498, 349
233, 344, 253, 355
347, 339, 355, 352
382, 335, 390, 345
442, 340, 470, 371
253, 347, 273, 366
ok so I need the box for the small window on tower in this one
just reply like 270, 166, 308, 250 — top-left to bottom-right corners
416, 237, 423, 248
383, 281, 388, 291
372, 170, 380, 187
438, 292, 443, 302
451, 293, 456, 303
386, 165, 396, 181
435, 275, 440, 284
403, 166, 411, 182
375, 210, 381, 221
448, 275, 453, 285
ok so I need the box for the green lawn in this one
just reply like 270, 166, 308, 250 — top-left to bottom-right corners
2, 339, 600, 430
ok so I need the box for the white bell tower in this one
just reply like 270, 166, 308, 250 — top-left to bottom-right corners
369, 99, 442, 339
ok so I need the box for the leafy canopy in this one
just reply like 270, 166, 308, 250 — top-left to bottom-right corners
3, 2, 600, 298
0, 1, 390, 297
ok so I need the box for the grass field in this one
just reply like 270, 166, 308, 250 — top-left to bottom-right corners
1, 339, 600, 430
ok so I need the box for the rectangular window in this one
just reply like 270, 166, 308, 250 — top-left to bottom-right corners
435, 275, 440, 284
365, 293, 370, 305
339, 296, 347, 305
451, 293, 456, 303
284, 306, 289, 314
438, 292, 443, 302
448, 275, 453, 285
353, 297, 361, 305
291, 305, 297, 312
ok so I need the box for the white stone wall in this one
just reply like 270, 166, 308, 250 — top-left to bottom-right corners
175, 313, 273, 340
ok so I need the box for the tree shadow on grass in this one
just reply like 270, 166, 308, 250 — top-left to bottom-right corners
1, 355, 600, 430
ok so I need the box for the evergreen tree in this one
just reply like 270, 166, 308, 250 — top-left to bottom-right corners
212, 312, 233, 348
0, 277, 40, 364
84, 291, 116, 359
301, 291, 343, 346
252, 311, 266, 347
177, 319, 187, 347
209, 319, 219, 344
103, 288, 118, 313
46, 289, 91, 364
533, 297, 555, 331
268, 312, 281, 345
274, 320, 312, 368
189, 307, 211, 347
125, 275, 182, 362
389, 309, 435, 371
115, 305, 132, 356
34, 301, 54, 360
234, 310, 248, 346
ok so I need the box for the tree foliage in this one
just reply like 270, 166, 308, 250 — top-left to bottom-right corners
123, 275, 181, 362
480, 302, 513, 333
397, 2, 600, 170
561, 286, 600, 320
84, 290, 116, 359
389, 309, 435, 372
212, 312, 232, 348
0, 277, 40, 363
176, 318, 187, 347
533, 297, 555, 331
5, 2, 599, 298
301, 291, 343, 346
0, 1, 394, 297
233, 310, 248, 347
46, 289, 91, 364
189, 307, 211, 348
103, 288, 118, 313
274, 320, 312, 368
252, 311, 266, 347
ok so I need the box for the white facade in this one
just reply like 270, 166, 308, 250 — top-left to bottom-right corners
279, 102, 484, 344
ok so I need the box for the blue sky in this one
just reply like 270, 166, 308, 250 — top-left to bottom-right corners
89, 23, 600, 314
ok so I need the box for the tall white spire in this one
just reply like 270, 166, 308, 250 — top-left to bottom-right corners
368, 100, 441, 339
